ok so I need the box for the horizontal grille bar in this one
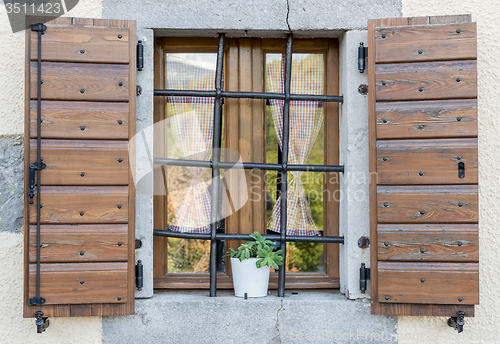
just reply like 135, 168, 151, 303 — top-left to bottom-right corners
154, 229, 345, 244
154, 158, 344, 173
154, 89, 343, 103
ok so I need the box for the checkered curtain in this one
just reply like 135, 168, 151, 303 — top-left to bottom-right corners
166, 56, 216, 234
267, 55, 324, 236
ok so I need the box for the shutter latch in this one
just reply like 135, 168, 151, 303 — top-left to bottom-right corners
360, 263, 370, 293
358, 42, 368, 73
448, 311, 466, 333
28, 162, 46, 204
34, 311, 49, 333
136, 260, 144, 290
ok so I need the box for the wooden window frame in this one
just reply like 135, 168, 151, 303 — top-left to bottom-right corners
153, 37, 340, 290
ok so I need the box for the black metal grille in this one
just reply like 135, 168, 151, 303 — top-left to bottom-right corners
153, 33, 344, 297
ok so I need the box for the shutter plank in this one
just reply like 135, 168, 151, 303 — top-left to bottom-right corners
378, 262, 479, 304
376, 24, 476, 63
376, 99, 477, 139
376, 60, 476, 101
30, 62, 129, 101
377, 185, 478, 223
29, 263, 128, 305
31, 26, 130, 63
30, 101, 129, 140
30, 139, 129, 185
29, 186, 128, 224
378, 224, 478, 261
376, 138, 478, 184
29, 225, 128, 263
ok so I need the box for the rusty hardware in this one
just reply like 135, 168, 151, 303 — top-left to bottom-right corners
358, 84, 368, 95
135, 239, 142, 249
358, 236, 370, 249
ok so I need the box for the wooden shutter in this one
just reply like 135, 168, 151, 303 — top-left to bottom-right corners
24, 16, 136, 318
368, 14, 478, 316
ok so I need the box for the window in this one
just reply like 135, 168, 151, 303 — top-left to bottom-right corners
152, 36, 342, 294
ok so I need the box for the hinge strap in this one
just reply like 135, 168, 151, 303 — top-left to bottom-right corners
29, 23, 47, 313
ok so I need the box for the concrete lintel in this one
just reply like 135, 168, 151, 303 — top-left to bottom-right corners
102, 291, 397, 343
134, 28, 154, 298
338, 30, 370, 300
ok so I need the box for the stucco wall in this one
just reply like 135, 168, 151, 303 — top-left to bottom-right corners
0, 1, 103, 343
399, 1, 499, 343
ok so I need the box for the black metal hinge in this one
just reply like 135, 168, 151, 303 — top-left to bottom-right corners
360, 263, 370, 293
136, 260, 144, 290
448, 311, 466, 333
28, 162, 46, 204
34, 311, 49, 333
358, 42, 368, 73
137, 40, 144, 71
30, 23, 47, 33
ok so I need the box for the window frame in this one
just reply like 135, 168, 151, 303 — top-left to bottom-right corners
152, 35, 342, 293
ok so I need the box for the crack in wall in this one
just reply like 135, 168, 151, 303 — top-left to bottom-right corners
273, 298, 284, 343
285, 0, 291, 32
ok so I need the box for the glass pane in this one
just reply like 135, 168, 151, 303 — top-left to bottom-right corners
265, 53, 325, 273
164, 53, 224, 273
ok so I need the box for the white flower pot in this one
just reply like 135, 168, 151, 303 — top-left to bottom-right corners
230, 257, 270, 298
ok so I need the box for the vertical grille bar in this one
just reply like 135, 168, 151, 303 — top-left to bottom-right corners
278, 34, 293, 297
209, 33, 225, 297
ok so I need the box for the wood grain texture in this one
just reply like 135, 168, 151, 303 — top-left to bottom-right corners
371, 303, 474, 317
378, 262, 479, 304
376, 138, 478, 184
30, 139, 129, 185
29, 225, 128, 263
378, 224, 478, 261
29, 186, 129, 224
376, 60, 476, 101
375, 23, 476, 63
30, 101, 129, 140
377, 185, 478, 223
29, 263, 128, 304
30, 62, 129, 101
376, 99, 477, 139
31, 26, 130, 63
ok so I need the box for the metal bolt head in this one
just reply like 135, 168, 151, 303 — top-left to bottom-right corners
457, 117, 462, 121
118, 34, 123, 39
381, 34, 386, 38
117, 242, 123, 246
382, 157, 388, 161
382, 119, 388, 123
383, 202, 389, 207
420, 210, 426, 215
80, 280, 85, 285
456, 29, 462, 34
457, 156, 462, 161
384, 242, 389, 247
418, 50, 423, 54
117, 204, 122, 209
79, 251, 84, 256
420, 248, 425, 253
457, 241, 463, 247
458, 297, 463, 302
381, 81, 387, 86
79, 211, 84, 216
418, 87, 424, 92
420, 278, 425, 283
118, 158, 123, 163
80, 172, 86, 177
117, 296, 122, 301
458, 202, 463, 207
80, 126, 85, 131
456, 77, 461, 82
384, 295, 390, 300
80, 49, 85, 54
118, 120, 123, 125
80, 89, 85, 94
419, 171, 424, 176
418, 125, 425, 130
118, 82, 123, 87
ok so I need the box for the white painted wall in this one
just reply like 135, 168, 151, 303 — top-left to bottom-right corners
0, 1, 104, 342
399, 1, 500, 343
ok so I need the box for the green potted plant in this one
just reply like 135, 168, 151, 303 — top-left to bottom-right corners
227, 231, 283, 297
